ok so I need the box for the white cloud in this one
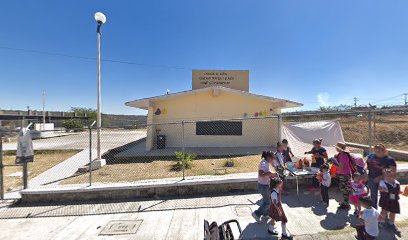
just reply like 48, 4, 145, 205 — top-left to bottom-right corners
317, 92, 330, 107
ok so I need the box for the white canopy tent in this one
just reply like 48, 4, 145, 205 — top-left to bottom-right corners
282, 120, 345, 159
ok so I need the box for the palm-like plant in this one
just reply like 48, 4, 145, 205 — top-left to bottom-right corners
173, 151, 196, 171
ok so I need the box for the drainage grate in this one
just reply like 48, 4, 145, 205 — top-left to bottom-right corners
234, 206, 252, 217
99, 220, 143, 235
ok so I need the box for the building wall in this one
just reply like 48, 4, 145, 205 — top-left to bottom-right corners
181, 118, 279, 147
148, 90, 282, 148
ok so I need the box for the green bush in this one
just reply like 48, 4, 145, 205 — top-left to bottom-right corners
224, 158, 235, 167
172, 151, 196, 171
62, 119, 84, 130
69, 107, 111, 126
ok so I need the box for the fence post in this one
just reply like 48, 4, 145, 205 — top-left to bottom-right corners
373, 110, 376, 145
23, 163, 28, 189
277, 114, 282, 141
182, 121, 185, 180
88, 121, 96, 187
89, 126, 93, 186
0, 130, 4, 200
368, 108, 373, 153
21, 118, 28, 189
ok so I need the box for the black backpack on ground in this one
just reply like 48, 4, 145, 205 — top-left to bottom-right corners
204, 219, 242, 240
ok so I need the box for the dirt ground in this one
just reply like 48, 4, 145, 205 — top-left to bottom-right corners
3, 150, 80, 192
341, 115, 408, 151
62, 155, 262, 184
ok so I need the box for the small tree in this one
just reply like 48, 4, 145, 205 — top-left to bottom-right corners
62, 119, 84, 131
173, 151, 196, 171
69, 107, 110, 126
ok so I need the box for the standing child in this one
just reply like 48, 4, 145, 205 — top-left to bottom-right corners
305, 138, 328, 189
268, 178, 293, 240
350, 173, 368, 217
275, 142, 286, 169
320, 164, 331, 206
274, 142, 287, 195
352, 154, 366, 176
282, 139, 294, 163
332, 142, 355, 210
356, 196, 380, 240
379, 168, 402, 237
252, 151, 277, 223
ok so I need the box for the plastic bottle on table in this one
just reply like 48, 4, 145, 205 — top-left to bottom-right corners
303, 158, 309, 167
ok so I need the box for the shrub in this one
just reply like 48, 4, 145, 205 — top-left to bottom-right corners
172, 151, 196, 171
62, 119, 84, 131
224, 159, 235, 167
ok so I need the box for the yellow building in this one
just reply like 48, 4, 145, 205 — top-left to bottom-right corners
126, 86, 302, 151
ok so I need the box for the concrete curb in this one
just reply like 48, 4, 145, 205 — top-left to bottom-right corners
19, 165, 408, 204
346, 142, 408, 160
20, 176, 260, 204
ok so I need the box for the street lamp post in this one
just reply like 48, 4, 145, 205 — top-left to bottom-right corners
95, 12, 106, 160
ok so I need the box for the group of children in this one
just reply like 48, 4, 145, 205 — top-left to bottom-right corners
252, 140, 294, 239
312, 140, 402, 239
255, 139, 402, 240
353, 167, 401, 240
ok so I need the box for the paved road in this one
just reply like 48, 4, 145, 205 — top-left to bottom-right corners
0, 189, 407, 239
3, 130, 147, 151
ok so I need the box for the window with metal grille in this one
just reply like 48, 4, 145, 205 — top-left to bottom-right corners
196, 121, 242, 136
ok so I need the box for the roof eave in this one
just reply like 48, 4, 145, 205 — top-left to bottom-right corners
283, 101, 304, 109
125, 86, 303, 110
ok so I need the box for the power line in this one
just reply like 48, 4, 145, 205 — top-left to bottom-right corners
0, 46, 191, 70
1, 45, 407, 107
371, 94, 404, 104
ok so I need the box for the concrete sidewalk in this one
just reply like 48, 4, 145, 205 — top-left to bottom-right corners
28, 149, 97, 187
0, 188, 407, 239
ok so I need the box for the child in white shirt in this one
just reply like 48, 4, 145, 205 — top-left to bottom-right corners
319, 164, 331, 206
356, 196, 380, 240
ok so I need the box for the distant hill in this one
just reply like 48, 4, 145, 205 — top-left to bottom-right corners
102, 114, 147, 127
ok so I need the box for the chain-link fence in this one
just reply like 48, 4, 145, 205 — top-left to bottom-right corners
284, 110, 372, 147
371, 108, 408, 152
1, 109, 407, 199
283, 108, 408, 152
0, 116, 280, 199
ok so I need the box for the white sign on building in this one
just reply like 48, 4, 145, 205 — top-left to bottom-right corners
192, 70, 249, 92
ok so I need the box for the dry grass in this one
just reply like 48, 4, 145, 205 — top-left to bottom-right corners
3, 150, 80, 192
370, 116, 408, 151
336, 115, 408, 151
62, 155, 261, 185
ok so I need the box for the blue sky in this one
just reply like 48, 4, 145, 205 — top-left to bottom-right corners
1, 1, 408, 115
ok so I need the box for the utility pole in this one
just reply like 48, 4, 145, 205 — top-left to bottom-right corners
404, 93, 407, 106
42, 90, 46, 130
353, 97, 359, 108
